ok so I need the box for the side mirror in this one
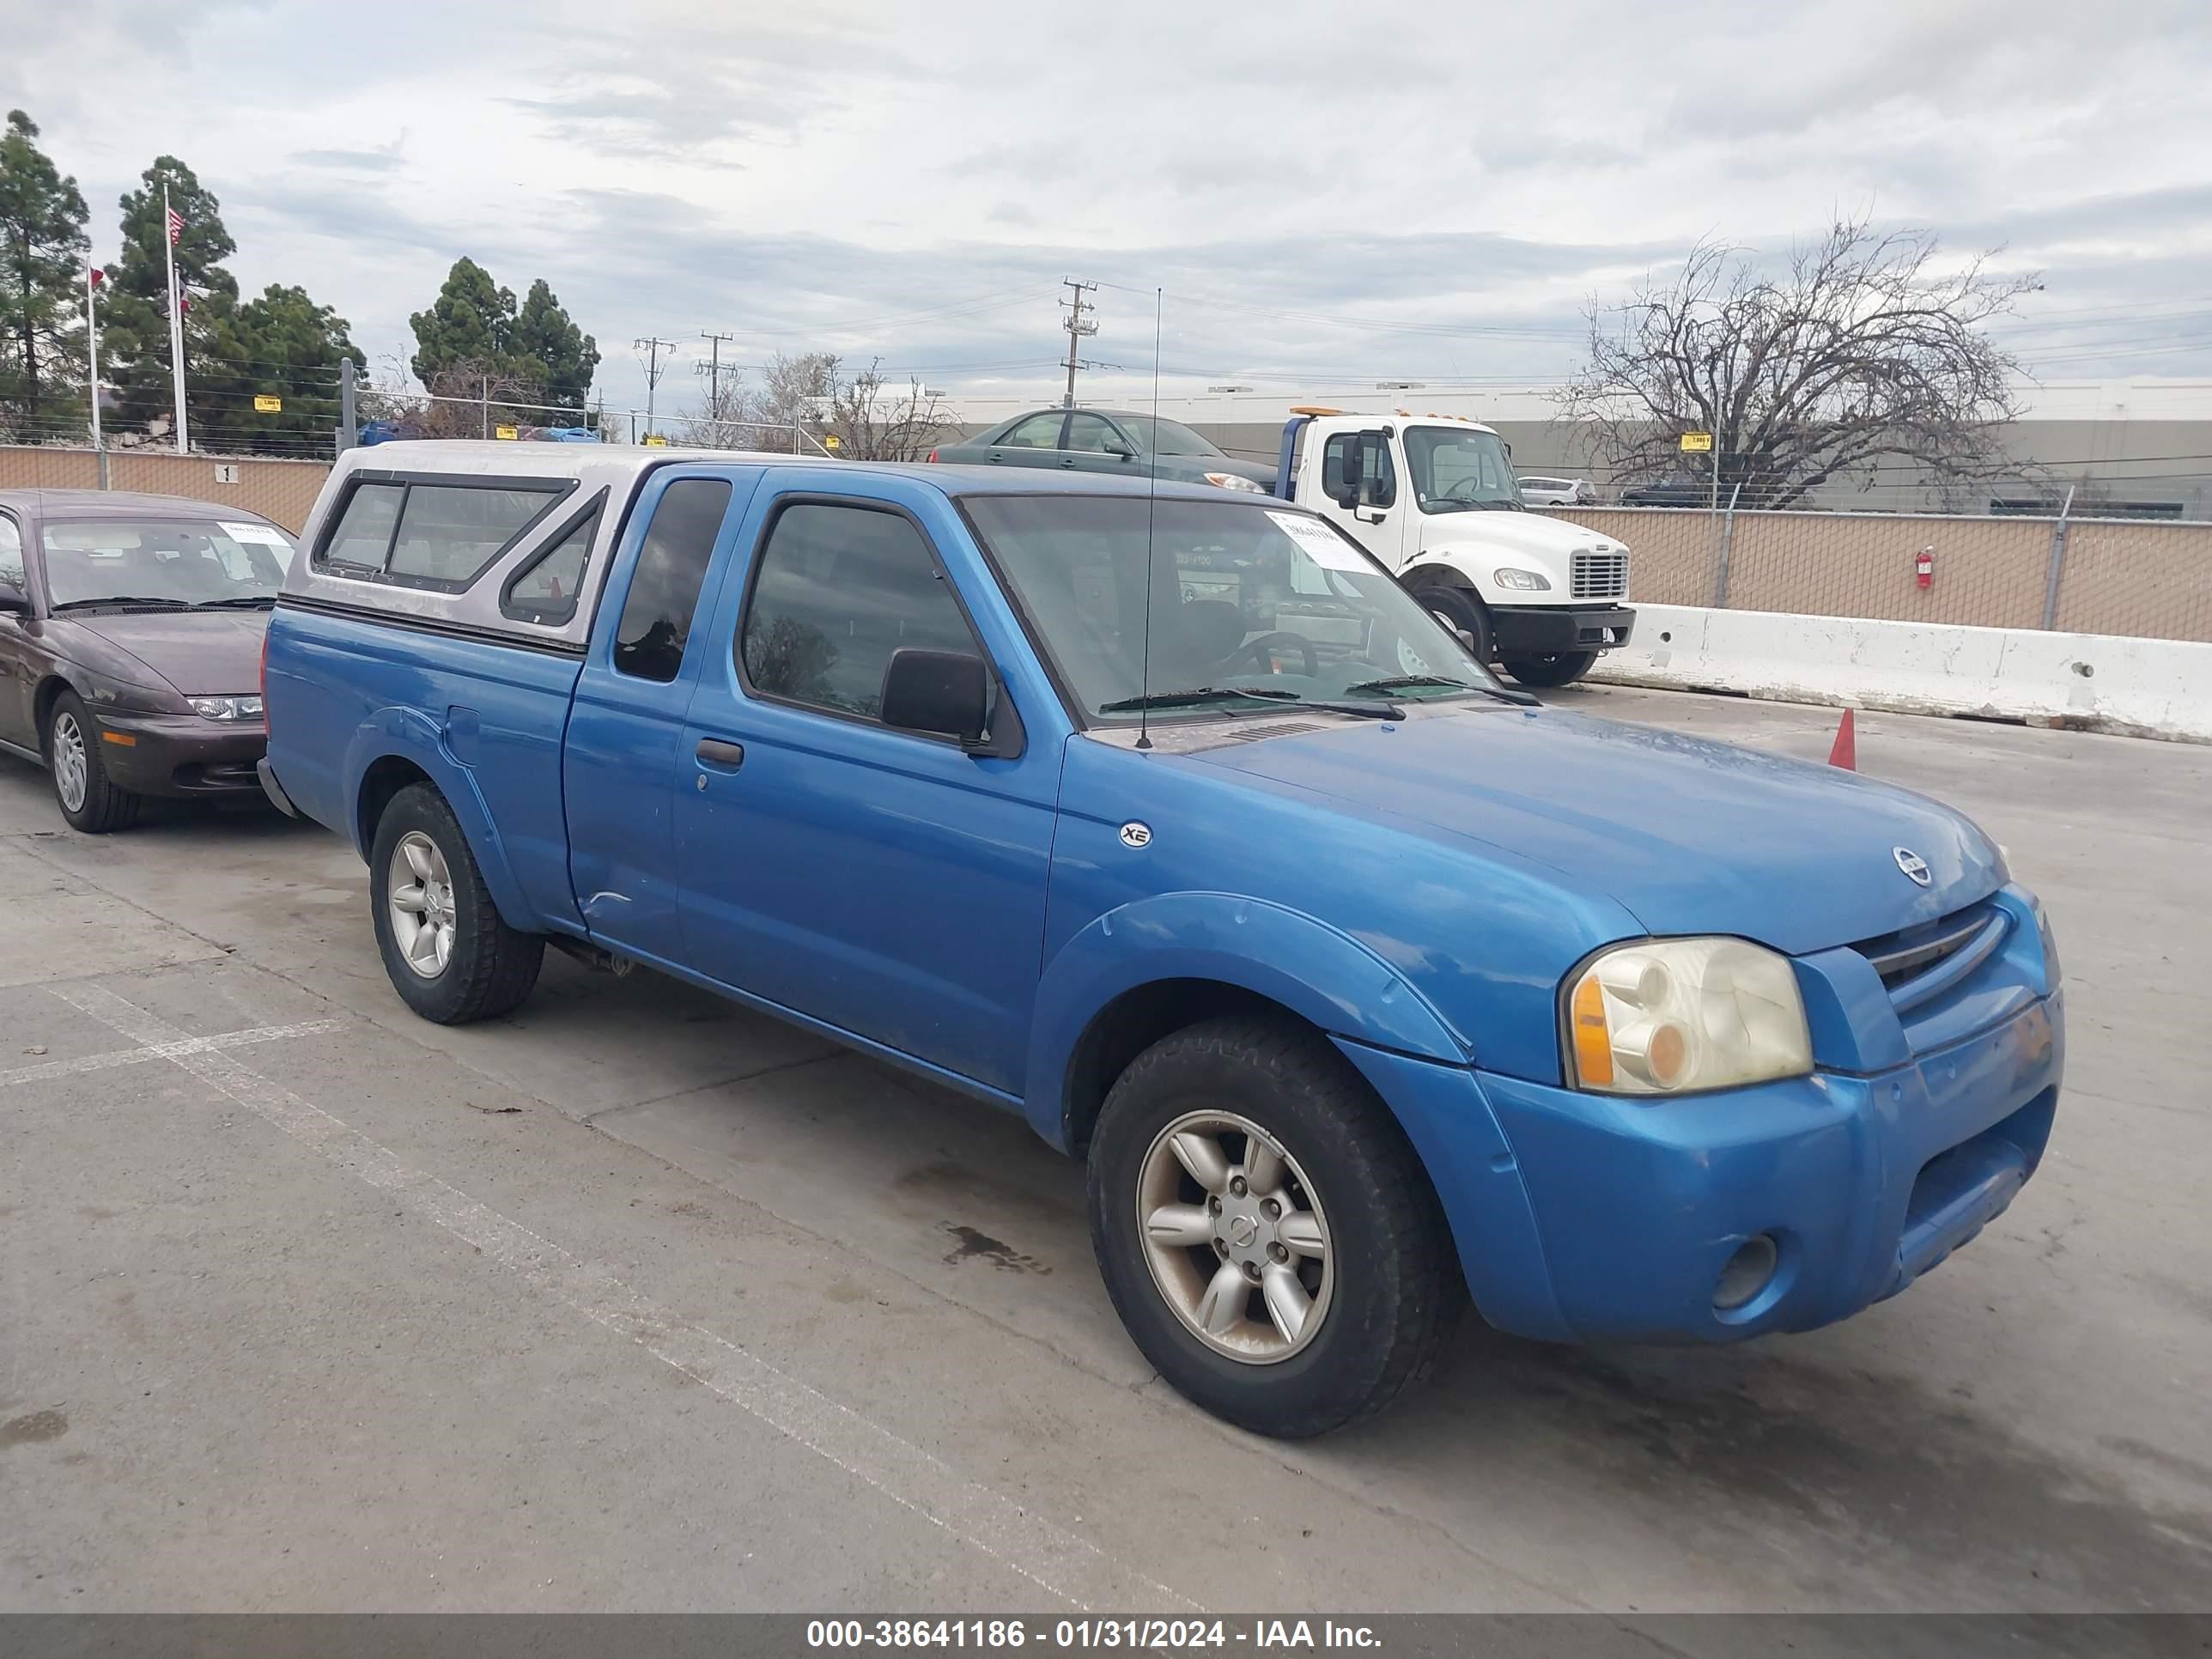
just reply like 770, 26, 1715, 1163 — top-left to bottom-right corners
880, 647, 992, 746
0, 580, 28, 616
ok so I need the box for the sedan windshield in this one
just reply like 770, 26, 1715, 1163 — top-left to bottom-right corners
1113, 416, 1224, 458
967, 495, 1504, 723
39, 518, 296, 609
1403, 425, 1522, 513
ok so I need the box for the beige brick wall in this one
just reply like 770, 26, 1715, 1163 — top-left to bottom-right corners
1547, 506, 2212, 643
0, 447, 332, 533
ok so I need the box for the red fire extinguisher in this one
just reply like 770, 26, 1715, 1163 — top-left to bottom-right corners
1915, 546, 1934, 590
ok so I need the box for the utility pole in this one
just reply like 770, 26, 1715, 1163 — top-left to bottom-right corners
1059, 279, 1098, 409
634, 337, 679, 441
339, 357, 357, 453
696, 330, 734, 444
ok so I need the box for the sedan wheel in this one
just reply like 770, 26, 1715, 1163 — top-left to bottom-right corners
51, 711, 88, 812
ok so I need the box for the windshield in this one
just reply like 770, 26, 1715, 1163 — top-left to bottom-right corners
1403, 426, 1522, 513
40, 518, 296, 609
1113, 416, 1224, 458
967, 495, 1502, 723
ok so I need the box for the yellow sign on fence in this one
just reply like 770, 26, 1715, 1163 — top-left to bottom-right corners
253, 394, 283, 413
494, 424, 519, 441
1679, 431, 1713, 453
643, 434, 669, 447
823, 434, 842, 451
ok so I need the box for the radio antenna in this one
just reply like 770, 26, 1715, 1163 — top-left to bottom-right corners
1135, 286, 1163, 752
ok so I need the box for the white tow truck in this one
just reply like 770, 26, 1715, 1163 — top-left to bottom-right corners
1273, 409, 1634, 686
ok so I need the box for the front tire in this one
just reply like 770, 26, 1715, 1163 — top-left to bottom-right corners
1413, 584, 1493, 666
1086, 1016, 1462, 1437
46, 691, 142, 834
368, 783, 544, 1024
1501, 650, 1599, 688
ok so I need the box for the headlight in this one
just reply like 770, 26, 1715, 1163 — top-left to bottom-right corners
1565, 938, 1811, 1095
1202, 471, 1267, 494
1493, 568, 1552, 592
188, 695, 264, 720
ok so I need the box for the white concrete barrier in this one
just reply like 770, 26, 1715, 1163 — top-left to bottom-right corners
1587, 605, 2212, 743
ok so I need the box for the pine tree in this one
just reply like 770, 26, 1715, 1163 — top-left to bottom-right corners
100, 155, 240, 441
408, 257, 514, 386
508, 279, 599, 411
204, 284, 367, 458
0, 109, 91, 441
410, 262, 598, 416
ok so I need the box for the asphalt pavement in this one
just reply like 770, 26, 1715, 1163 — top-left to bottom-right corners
3, 684, 2208, 1616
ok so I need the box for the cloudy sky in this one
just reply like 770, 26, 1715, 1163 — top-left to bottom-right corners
7, 0, 2212, 418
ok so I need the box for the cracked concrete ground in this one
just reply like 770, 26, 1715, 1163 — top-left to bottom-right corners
2, 684, 2207, 1620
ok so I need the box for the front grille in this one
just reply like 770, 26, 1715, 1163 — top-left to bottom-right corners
1571, 549, 1628, 599
1850, 904, 2004, 1000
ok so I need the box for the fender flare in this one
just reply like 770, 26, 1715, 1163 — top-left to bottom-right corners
1023, 890, 1470, 1149
1401, 558, 1484, 595
343, 708, 535, 930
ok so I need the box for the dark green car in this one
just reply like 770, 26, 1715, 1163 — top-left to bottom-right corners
927, 408, 1279, 493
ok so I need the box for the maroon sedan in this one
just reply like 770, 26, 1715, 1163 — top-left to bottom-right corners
0, 489, 295, 833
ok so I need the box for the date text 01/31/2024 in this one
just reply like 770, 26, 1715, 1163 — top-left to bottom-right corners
805, 1620, 1380, 1649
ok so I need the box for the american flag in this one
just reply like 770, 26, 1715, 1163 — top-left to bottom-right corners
165, 205, 184, 245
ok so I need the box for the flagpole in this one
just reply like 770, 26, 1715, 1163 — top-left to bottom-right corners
82, 258, 103, 453
162, 182, 188, 454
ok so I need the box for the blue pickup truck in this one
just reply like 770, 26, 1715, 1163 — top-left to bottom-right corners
261, 442, 2063, 1437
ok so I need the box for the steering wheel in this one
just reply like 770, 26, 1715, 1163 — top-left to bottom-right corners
1221, 631, 1319, 678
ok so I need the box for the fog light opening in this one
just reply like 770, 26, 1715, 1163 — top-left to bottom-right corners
1714, 1234, 1779, 1312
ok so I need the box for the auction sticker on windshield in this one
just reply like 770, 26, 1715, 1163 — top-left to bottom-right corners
220, 521, 293, 547
1265, 510, 1368, 573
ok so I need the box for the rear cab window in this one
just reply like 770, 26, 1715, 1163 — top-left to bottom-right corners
314, 475, 573, 592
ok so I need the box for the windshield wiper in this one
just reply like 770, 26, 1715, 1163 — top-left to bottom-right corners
1100, 686, 1301, 711
1342, 673, 1539, 707
190, 595, 277, 609
51, 596, 191, 611
1101, 685, 1403, 720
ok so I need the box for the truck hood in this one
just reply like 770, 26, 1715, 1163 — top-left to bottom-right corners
1414, 510, 1619, 561
1193, 705, 2002, 955
56, 610, 271, 696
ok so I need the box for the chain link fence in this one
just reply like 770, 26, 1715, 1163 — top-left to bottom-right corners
1547, 502, 2212, 644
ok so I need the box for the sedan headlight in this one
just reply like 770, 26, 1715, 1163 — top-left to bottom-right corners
1202, 471, 1267, 494
188, 695, 264, 720
1565, 938, 1811, 1095
1493, 567, 1553, 592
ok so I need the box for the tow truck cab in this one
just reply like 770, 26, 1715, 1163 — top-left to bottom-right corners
1276, 410, 1635, 688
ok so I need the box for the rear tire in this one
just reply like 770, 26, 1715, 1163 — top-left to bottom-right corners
1086, 1015, 1462, 1437
1413, 584, 1493, 666
368, 783, 544, 1024
1501, 650, 1599, 688
46, 691, 142, 834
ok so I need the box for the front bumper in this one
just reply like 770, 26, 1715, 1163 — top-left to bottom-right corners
1490, 604, 1635, 656
1336, 988, 2063, 1346
91, 710, 269, 799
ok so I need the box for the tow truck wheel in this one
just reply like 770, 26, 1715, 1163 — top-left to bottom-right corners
1086, 1015, 1462, 1437
1414, 585, 1493, 665
1500, 650, 1599, 688
369, 783, 544, 1024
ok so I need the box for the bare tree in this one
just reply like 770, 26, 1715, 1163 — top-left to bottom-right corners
685, 349, 836, 450
683, 350, 949, 460
823, 358, 950, 462
1561, 216, 2039, 508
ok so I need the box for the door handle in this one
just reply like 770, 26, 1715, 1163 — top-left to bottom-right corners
695, 738, 745, 769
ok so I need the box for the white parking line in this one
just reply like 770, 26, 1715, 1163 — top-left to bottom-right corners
0, 1018, 343, 1089
48, 980, 1197, 1613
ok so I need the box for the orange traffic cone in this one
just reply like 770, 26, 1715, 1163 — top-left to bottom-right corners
1827, 708, 1856, 771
